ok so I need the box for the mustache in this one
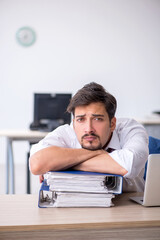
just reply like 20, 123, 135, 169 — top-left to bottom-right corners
82, 133, 100, 139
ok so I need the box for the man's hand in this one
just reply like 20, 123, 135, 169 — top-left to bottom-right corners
39, 174, 44, 183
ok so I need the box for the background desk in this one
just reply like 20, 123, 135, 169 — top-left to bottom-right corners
0, 193, 160, 240
1, 117, 160, 194
0, 130, 47, 194
137, 116, 160, 139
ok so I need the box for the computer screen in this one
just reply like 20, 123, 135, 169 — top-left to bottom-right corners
30, 93, 72, 131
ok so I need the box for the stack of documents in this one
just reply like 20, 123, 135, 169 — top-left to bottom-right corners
38, 170, 123, 208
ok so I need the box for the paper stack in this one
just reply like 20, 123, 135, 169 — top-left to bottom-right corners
38, 170, 123, 208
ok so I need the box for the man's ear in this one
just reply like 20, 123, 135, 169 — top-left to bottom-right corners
111, 117, 116, 132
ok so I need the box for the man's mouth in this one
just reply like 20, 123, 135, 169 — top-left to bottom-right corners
82, 134, 99, 142
83, 136, 97, 141
81, 133, 102, 150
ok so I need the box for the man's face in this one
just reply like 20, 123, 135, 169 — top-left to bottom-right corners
73, 102, 116, 150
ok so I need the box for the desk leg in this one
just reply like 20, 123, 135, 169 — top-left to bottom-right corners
6, 139, 9, 194
6, 139, 15, 194
27, 152, 30, 194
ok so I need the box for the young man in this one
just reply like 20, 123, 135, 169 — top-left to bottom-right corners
29, 82, 149, 192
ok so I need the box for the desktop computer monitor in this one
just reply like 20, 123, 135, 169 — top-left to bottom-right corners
30, 93, 72, 131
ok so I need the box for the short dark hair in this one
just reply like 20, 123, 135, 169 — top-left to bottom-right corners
67, 82, 117, 121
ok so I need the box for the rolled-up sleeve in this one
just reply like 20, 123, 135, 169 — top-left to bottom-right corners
109, 119, 149, 179
30, 124, 81, 156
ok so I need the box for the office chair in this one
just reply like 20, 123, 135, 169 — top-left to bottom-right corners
144, 136, 160, 180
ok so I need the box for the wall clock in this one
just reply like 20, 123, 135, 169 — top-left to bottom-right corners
16, 26, 36, 47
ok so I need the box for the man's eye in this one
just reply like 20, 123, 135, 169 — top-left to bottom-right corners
77, 118, 84, 122
94, 117, 103, 121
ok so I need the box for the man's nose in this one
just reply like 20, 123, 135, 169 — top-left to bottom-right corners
84, 119, 94, 133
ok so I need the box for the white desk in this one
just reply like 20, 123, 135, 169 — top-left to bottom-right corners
136, 116, 160, 125
0, 130, 47, 194
1, 117, 160, 194
135, 116, 160, 139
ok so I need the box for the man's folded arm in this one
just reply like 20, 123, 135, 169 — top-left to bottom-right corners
29, 146, 103, 175
72, 152, 128, 176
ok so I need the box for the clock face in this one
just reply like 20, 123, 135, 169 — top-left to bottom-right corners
16, 27, 36, 47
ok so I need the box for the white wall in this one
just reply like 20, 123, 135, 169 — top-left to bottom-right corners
0, 0, 160, 164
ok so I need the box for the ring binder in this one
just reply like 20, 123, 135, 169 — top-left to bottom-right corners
38, 170, 123, 208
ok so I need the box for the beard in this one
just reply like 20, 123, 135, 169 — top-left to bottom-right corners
81, 133, 103, 151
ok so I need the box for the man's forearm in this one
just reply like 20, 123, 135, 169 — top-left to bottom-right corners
73, 152, 128, 176
29, 146, 103, 175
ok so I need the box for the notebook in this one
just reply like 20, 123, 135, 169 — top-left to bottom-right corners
130, 154, 160, 207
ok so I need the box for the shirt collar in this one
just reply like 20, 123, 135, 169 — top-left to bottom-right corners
104, 130, 121, 151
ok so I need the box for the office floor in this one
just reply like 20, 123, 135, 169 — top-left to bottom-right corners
0, 164, 40, 194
